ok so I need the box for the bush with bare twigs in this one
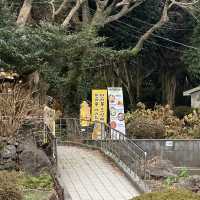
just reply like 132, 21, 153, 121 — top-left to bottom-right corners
0, 83, 40, 137
0, 171, 22, 200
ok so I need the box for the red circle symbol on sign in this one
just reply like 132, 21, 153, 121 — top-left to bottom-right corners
110, 121, 117, 129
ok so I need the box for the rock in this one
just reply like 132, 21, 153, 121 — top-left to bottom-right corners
1, 145, 17, 159
0, 160, 16, 170
175, 175, 200, 192
19, 142, 51, 175
148, 167, 176, 178
0, 136, 7, 143
7, 137, 17, 145
16, 143, 24, 153
48, 192, 58, 200
147, 158, 177, 179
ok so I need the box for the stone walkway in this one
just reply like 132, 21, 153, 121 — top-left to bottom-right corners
57, 145, 139, 200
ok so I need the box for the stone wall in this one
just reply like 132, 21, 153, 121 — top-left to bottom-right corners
0, 135, 51, 174
133, 139, 200, 167
0, 137, 19, 170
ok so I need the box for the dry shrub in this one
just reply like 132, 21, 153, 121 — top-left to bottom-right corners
184, 110, 200, 138
132, 189, 200, 200
0, 82, 40, 137
174, 106, 194, 119
126, 117, 165, 138
126, 102, 185, 138
0, 171, 22, 200
126, 103, 200, 139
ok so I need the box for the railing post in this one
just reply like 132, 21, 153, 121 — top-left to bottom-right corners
53, 137, 58, 168
100, 122, 104, 150
144, 151, 147, 180
59, 118, 61, 138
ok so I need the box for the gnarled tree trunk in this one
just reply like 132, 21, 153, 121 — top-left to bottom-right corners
162, 70, 176, 108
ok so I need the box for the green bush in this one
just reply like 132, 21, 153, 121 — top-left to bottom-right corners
19, 173, 53, 190
0, 171, 22, 200
164, 168, 189, 186
164, 176, 178, 186
132, 189, 200, 200
174, 106, 193, 119
178, 167, 189, 178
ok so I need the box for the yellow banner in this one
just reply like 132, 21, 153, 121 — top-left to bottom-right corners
80, 101, 91, 127
91, 89, 107, 123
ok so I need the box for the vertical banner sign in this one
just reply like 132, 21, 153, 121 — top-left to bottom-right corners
108, 87, 126, 136
80, 101, 91, 127
91, 89, 107, 139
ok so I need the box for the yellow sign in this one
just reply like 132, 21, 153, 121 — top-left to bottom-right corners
80, 101, 91, 127
91, 89, 107, 123
92, 123, 102, 140
91, 89, 107, 140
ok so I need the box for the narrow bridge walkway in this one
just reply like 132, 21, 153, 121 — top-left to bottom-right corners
57, 145, 139, 200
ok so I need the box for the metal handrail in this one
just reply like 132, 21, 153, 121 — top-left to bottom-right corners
56, 118, 147, 180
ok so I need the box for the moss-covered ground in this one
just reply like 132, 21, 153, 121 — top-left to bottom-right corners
18, 172, 53, 200
0, 170, 53, 200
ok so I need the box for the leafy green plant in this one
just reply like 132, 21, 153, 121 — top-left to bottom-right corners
164, 176, 178, 186
164, 167, 189, 186
178, 167, 189, 178
19, 173, 53, 190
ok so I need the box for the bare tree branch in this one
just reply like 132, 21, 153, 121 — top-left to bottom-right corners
105, 0, 144, 24
49, 0, 56, 20
0, 83, 41, 137
91, 0, 145, 26
174, 0, 199, 6
131, 0, 199, 55
55, 0, 69, 16
16, 0, 32, 27
105, 5, 129, 24
62, 0, 85, 27
96, 0, 110, 11
131, 0, 174, 55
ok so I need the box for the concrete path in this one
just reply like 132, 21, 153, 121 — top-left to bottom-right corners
57, 145, 139, 200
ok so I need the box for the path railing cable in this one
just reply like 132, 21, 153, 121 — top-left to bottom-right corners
56, 118, 148, 182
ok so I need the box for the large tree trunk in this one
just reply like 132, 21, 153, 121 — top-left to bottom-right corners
16, 0, 32, 27
126, 86, 135, 108
136, 65, 141, 102
162, 70, 176, 108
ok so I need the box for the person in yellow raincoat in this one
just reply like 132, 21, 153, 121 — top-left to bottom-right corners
80, 101, 91, 135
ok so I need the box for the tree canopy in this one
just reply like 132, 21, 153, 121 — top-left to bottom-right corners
0, 0, 200, 114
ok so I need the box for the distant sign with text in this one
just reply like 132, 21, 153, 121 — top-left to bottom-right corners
108, 87, 126, 135
91, 89, 107, 139
91, 89, 107, 123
